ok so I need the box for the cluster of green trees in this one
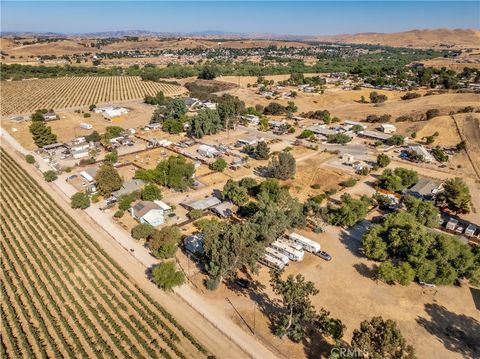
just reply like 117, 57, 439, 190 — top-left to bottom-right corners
135, 156, 195, 191
268, 151, 296, 179
365, 114, 391, 123
300, 110, 331, 123
269, 269, 344, 342
188, 109, 222, 138
377, 168, 418, 192
29, 112, 57, 147
242, 141, 270, 160
369, 91, 388, 103
324, 194, 374, 227
2, 46, 448, 81
327, 133, 352, 144
203, 178, 306, 288
363, 211, 479, 286
436, 177, 472, 214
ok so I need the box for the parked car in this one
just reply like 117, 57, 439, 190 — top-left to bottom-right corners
234, 278, 250, 289
316, 251, 332, 261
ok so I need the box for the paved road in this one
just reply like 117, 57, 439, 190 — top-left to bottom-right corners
2, 133, 279, 359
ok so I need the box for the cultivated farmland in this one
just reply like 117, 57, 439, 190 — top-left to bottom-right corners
0, 148, 208, 359
0, 76, 185, 116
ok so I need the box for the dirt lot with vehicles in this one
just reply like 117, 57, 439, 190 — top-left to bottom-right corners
1, 101, 155, 150
179, 222, 479, 359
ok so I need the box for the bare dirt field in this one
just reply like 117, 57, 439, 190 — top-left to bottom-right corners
283, 152, 348, 201
0, 76, 186, 116
454, 113, 480, 178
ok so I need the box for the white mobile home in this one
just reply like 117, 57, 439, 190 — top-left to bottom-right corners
265, 247, 290, 265
198, 144, 220, 158
259, 253, 285, 270
289, 233, 321, 253
271, 240, 304, 261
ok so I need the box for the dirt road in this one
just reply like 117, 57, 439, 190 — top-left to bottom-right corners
1, 139, 278, 359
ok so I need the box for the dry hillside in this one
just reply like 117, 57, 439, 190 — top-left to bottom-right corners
316, 28, 480, 49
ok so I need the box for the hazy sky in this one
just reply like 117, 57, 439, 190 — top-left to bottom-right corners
1, 1, 479, 35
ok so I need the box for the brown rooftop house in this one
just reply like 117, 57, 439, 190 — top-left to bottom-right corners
405, 178, 443, 200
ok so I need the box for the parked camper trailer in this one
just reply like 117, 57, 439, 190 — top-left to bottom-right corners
265, 247, 290, 265
259, 253, 285, 270
80, 123, 93, 130
271, 240, 304, 261
289, 232, 321, 253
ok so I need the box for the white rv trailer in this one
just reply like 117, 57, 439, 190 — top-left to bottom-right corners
259, 253, 285, 270
278, 238, 303, 252
271, 240, 304, 261
289, 232, 321, 253
265, 247, 290, 265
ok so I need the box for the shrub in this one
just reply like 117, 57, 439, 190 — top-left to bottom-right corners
401, 92, 421, 100
426, 109, 440, 120
70, 192, 90, 209
114, 209, 124, 218
299, 129, 314, 139
131, 223, 155, 240
369, 91, 388, 103
152, 262, 185, 291
188, 209, 204, 220
43, 170, 57, 182
141, 184, 162, 201
340, 178, 358, 187
376, 154, 391, 168
210, 158, 228, 172
205, 277, 220, 291
327, 133, 352, 144
83, 113, 91, 118
25, 154, 35, 164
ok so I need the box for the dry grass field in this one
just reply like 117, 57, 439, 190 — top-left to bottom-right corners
0, 148, 209, 359
0, 76, 186, 116
315, 28, 480, 49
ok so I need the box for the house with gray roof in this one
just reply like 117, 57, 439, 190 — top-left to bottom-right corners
211, 201, 234, 218
181, 196, 221, 211
405, 178, 443, 200
112, 179, 145, 199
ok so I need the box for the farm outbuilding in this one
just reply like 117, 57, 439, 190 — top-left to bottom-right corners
181, 196, 221, 211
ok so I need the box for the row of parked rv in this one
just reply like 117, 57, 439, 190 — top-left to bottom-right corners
260, 233, 331, 270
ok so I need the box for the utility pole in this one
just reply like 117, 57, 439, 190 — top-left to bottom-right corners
253, 303, 256, 335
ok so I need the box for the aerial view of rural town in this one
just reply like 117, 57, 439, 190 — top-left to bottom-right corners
0, 1, 479, 358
